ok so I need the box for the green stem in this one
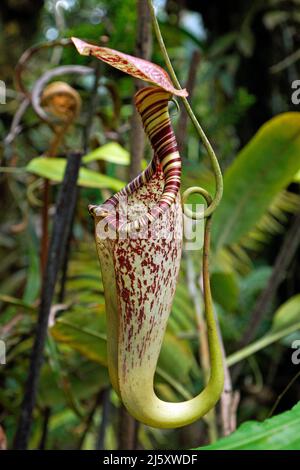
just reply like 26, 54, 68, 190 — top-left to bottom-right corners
226, 321, 300, 367
147, 0, 223, 218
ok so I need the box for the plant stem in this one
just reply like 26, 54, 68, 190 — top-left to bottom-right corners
227, 320, 300, 367
147, 0, 223, 218
38, 407, 51, 450
118, 406, 139, 450
77, 392, 102, 450
58, 60, 102, 303
186, 253, 218, 442
41, 123, 69, 275
268, 370, 300, 418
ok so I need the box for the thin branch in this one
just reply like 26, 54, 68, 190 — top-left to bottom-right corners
267, 370, 300, 418
13, 150, 83, 449
270, 49, 300, 74
95, 388, 111, 450
118, 406, 139, 450
77, 392, 102, 450
3, 98, 30, 147
38, 407, 51, 450
58, 60, 102, 302
15, 38, 72, 95
31, 65, 93, 124
216, 321, 239, 436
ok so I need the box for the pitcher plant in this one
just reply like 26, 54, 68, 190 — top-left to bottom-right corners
72, 17, 224, 428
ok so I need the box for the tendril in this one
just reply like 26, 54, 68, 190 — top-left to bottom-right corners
147, 0, 223, 219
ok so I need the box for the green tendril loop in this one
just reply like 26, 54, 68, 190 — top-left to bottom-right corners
147, 0, 223, 219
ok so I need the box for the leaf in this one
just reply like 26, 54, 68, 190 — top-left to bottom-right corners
199, 401, 300, 450
71, 37, 188, 97
26, 157, 124, 191
50, 307, 108, 366
83, 142, 130, 165
158, 333, 197, 387
271, 294, 300, 333
212, 112, 300, 251
294, 169, 300, 182
39, 361, 109, 407
238, 266, 272, 315
0, 294, 35, 311
211, 271, 239, 311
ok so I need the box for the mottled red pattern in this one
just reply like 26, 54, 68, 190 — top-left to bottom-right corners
72, 37, 188, 97
90, 83, 183, 388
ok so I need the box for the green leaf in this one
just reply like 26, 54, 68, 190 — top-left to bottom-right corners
271, 294, 300, 333
26, 157, 124, 191
0, 294, 35, 311
198, 401, 300, 450
39, 361, 109, 407
211, 271, 239, 311
158, 333, 197, 387
50, 306, 108, 366
83, 142, 130, 165
212, 112, 300, 251
293, 169, 300, 182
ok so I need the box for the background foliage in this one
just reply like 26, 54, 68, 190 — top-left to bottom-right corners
0, 0, 300, 450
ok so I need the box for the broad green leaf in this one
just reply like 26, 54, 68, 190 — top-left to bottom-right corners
199, 401, 300, 450
211, 271, 239, 311
271, 294, 300, 333
83, 142, 130, 165
212, 112, 300, 250
26, 157, 124, 191
158, 333, 198, 387
293, 169, 300, 182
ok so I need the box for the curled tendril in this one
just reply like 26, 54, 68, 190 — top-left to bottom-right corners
41, 81, 82, 124
169, 97, 180, 117
32, 66, 90, 125
182, 186, 212, 219
147, 0, 223, 220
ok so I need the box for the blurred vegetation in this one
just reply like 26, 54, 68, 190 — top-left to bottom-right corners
0, 0, 300, 450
